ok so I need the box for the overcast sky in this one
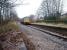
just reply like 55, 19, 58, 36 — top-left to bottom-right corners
15, 0, 43, 18
63, 0, 67, 13
15, 0, 67, 18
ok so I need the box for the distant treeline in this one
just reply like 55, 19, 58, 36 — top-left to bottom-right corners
36, 17, 67, 24
36, 0, 67, 24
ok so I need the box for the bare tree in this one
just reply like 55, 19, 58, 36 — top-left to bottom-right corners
37, 0, 63, 21
0, 0, 24, 25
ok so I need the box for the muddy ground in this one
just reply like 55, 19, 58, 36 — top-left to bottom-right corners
0, 31, 35, 50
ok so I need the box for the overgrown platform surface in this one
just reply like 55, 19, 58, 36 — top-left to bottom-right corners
1, 31, 27, 50
0, 22, 26, 50
0, 22, 35, 50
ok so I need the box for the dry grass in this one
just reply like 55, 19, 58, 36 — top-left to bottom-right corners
0, 21, 19, 50
0, 21, 19, 42
33, 22, 67, 28
0, 21, 19, 34
0, 21, 36, 50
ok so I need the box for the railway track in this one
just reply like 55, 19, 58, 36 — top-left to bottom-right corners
25, 24, 67, 48
19, 23, 67, 49
27, 24, 67, 40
